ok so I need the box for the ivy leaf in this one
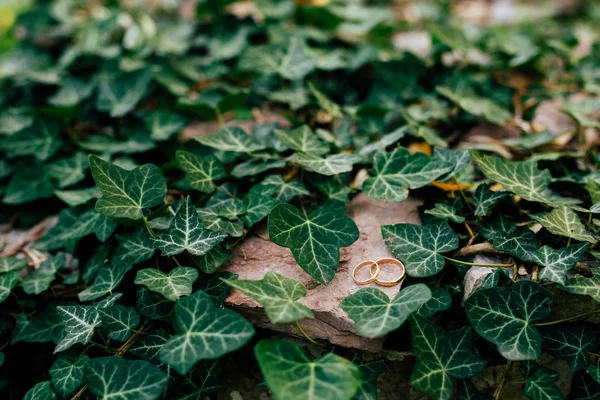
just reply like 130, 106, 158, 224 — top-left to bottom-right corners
191, 246, 232, 274
98, 305, 140, 342
197, 206, 244, 237
3, 168, 55, 204
232, 158, 286, 178
410, 316, 486, 400
159, 290, 254, 375
416, 288, 452, 318
568, 370, 600, 400
0, 271, 19, 304
48, 78, 95, 107
295, 153, 361, 176
54, 187, 101, 207
275, 125, 329, 155
35, 208, 116, 252
195, 126, 266, 152
381, 222, 459, 277
560, 273, 600, 302
473, 184, 511, 216
77, 258, 133, 302
531, 243, 588, 285
49, 355, 89, 399
589, 365, 600, 384
11, 307, 63, 345
465, 280, 552, 360
96, 69, 153, 117
89, 155, 167, 220
279, 37, 317, 80
478, 215, 538, 262
23, 381, 57, 400
255, 339, 361, 400
47, 152, 88, 188
83, 357, 168, 400
129, 328, 171, 365
523, 367, 562, 400
433, 149, 470, 181
21, 254, 66, 295
531, 206, 597, 243
55, 293, 121, 352
242, 192, 277, 228
340, 284, 432, 337
153, 197, 227, 256
223, 272, 313, 324
354, 361, 386, 400
318, 180, 352, 203
541, 326, 599, 371
364, 148, 453, 202
116, 229, 155, 264
145, 111, 187, 141
470, 152, 579, 206
135, 267, 198, 301
268, 203, 359, 284
0, 118, 62, 161
261, 175, 309, 202
137, 287, 174, 320
177, 151, 226, 194
0, 256, 27, 273
456, 379, 492, 400
436, 84, 511, 125
424, 198, 465, 223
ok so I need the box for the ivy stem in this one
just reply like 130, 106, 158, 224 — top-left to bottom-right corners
453, 174, 473, 211
215, 106, 225, 126
142, 216, 156, 238
444, 256, 513, 267
464, 222, 475, 238
534, 309, 600, 326
567, 237, 572, 247
295, 320, 319, 346
587, 352, 600, 358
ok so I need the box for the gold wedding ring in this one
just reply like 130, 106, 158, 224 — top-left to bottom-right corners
370, 258, 406, 287
352, 260, 380, 285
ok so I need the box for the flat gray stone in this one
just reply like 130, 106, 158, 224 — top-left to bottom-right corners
223, 193, 422, 351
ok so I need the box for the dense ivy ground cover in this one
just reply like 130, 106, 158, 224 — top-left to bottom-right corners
1, 0, 600, 399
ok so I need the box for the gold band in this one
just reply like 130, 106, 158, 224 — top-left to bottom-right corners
370, 258, 406, 287
352, 260, 380, 285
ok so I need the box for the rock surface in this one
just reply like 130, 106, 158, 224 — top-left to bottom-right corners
222, 193, 422, 351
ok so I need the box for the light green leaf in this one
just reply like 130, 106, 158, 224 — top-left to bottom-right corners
54, 187, 101, 207
275, 125, 329, 155
523, 367, 562, 400
231, 158, 286, 178
135, 267, 198, 301
340, 284, 431, 337
3, 168, 55, 204
472, 184, 511, 216
295, 153, 361, 176
145, 111, 187, 141
48, 78, 95, 107
0, 118, 62, 161
255, 339, 362, 400
268, 203, 359, 284
0, 256, 27, 273
381, 222, 459, 277
470, 152, 579, 206
0, 271, 19, 304
23, 381, 57, 400
465, 280, 551, 360
425, 198, 465, 223
541, 326, 599, 371
478, 215, 538, 262
358, 126, 407, 156
0, 108, 34, 135
90, 155, 167, 220
363, 148, 453, 202
261, 175, 309, 202
99, 305, 140, 342
308, 82, 342, 119
279, 37, 317, 80
153, 197, 227, 256
96, 69, 153, 117
532, 243, 588, 285
195, 126, 266, 153
436, 85, 511, 125
585, 179, 600, 203
47, 152, 88, 188
21, 254, 66, 295
177, 151, 226, 193
560, 273, 600, 302
49, 355, 90, 399
410, 316, 486, 400
83, 357, 168, 400
531, 206, 597, 243
159, 290, 254, 375
77, 259, 133, 302
223, 272, 313, 324
116, 229, 155, 264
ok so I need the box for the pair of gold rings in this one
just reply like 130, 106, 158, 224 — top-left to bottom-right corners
352, 258, 406, 287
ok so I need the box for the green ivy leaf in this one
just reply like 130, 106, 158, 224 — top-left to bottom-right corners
77, 259, 133, 302
308, 82, 343, 119
21, 254, 66, 295
268, 203, 359, 284
340, 284, 432, 337
223, 272, 313, 324
531, 206, 597, 243
354, 361, 386, 400
478, 215, 538, 262
83, 357, 168, 400
523, 367, 562, 400
48, 78, 95, 107
255, 339, 362, 400
191, 246, 232, 274
364, 148, 453, 202
195, 126, 266, 153
465, 280, 551, 360
129, 328, 171, 365
433, 149, 470, 181
0, 271, 19, 304
541, 326, 599, 371
416, 288, 452, 318
436, 85, 511, 125
11, 307, 63, 345
456, 379, 492, 400
275, 125, 329, 155
47, 152, 88, 188
560, 273, 600, 302
261, 175, 309, 202
295, 153, 361, 176
116, 229, 155, 264
3, 168, 55, 204
242, 192, 277, 228
153, 197, 227, 256
589, 365, 600, 384
0, 256, 27, 273
381, 222, 459, 277
159, 290, 254, 375
23, 381, 57, 400
0, 118, 62, 161
49, 355, 89, 399
96, 69, 153, 117
99, 305, 140, 342
470, 152, 579, 206
177, 151, 226, 194
425, 198, 465, 223
472, 184, 511, 216
197, 206, 244, 237
145, 111, 187, 141
232, 158, 286, 178
532, 243, 588, 285
54, 187, 101, 207
89, 155, 167, 220
318, 179, 352, 203
137, 287, 173, 320
410, 316, 486, 400
135, 267, 198, 301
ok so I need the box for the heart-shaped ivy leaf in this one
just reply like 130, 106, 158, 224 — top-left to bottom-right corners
177, 151, 226, 194
531, 206, 597, 243
531, 243, 588, 285
49, 355, 90, 399
135, 267, 198, 301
